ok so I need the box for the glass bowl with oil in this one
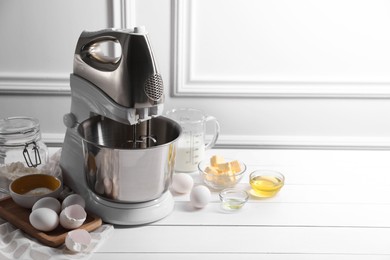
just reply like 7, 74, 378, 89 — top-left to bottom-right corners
219, 188, 249, 211
249, 170, 285, 198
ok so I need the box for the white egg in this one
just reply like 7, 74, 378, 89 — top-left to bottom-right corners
171, 173, 194, 194
61, 194, 86, 210
65, 229, 92, 252
29, 208, 59, 232
60, 204, 87, 229
190, 185, 211, 208
32, 197, 61, 214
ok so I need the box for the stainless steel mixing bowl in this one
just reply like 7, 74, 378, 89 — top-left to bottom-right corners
78, 115, 181, 203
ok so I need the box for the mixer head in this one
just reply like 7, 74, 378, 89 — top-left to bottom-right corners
73, 27, 164, 124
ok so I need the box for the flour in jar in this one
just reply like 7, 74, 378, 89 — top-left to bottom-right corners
0, 162, 42, 181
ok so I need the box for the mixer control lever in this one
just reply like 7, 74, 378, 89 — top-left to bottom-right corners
63, 113, 77, 128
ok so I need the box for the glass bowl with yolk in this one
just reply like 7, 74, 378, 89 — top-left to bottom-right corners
249, 170, 285, 197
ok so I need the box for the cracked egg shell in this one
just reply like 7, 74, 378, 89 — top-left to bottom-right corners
60, 204, 87, 229
65, 229, 92, 252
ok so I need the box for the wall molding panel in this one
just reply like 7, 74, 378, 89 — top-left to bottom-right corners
111, 0, 136, 29
0, 74, 70, 95
216, 135, 390, 150
173, 0, 390, 98
42, 132, 390, 150
0, 0, 135, 96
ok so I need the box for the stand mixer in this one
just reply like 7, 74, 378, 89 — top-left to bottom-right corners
60, 27, 181, 225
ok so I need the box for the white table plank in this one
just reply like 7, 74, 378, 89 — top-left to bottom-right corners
97, 226, 390, 255
92, 253, 390, 260
157, 201, 390, 228
172, 183, 390, 204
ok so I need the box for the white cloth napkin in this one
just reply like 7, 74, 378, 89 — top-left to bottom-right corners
0, 217, 113, 260
0, 149, 114, 259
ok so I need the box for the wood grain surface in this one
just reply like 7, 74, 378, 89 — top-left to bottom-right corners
0, 197, 102, 247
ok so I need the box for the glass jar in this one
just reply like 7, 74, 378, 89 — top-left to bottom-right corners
0, 117, 48, 168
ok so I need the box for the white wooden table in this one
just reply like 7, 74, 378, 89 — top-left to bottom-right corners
92, 148, 390, 260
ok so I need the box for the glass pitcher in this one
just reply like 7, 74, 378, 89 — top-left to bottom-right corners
166, 108, 220, 172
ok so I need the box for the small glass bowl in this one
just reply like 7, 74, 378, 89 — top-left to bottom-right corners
249, 170, 285, 198
198, 158, 246, 190
219, 188, 249, 211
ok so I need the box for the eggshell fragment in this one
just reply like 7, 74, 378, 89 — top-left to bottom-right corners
32, 197, 61, 214
65, 229, 92, 252
61, 194, 86, 210
60, 204, 87, 229
190, 185, 211, 209
29, 208, 59, 231
171, 173, 194, 194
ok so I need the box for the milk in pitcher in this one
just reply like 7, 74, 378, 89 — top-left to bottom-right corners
175, 133, 205, 172
165, 108, 220, 173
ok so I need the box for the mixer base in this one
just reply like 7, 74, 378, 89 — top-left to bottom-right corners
86, 191, 175, 225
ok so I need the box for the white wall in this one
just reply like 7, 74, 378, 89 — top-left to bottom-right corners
1, 0, 390, 149
0, 0, 111, 145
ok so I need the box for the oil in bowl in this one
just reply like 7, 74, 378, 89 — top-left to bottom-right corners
249, 170, 284, 198
219, 188, 249, 211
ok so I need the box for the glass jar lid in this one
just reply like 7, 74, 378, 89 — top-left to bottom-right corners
0, 117, 41, 146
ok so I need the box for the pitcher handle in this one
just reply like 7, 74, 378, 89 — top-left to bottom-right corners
204, 116, 220, 150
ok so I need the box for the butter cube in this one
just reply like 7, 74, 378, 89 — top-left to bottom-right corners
210, 155, 225, 167
229, 160, 241, 174
217, 162, 231, 173
204, 166, 219, 175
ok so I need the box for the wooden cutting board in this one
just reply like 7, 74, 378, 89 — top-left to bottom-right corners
0, 196, 102, 247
